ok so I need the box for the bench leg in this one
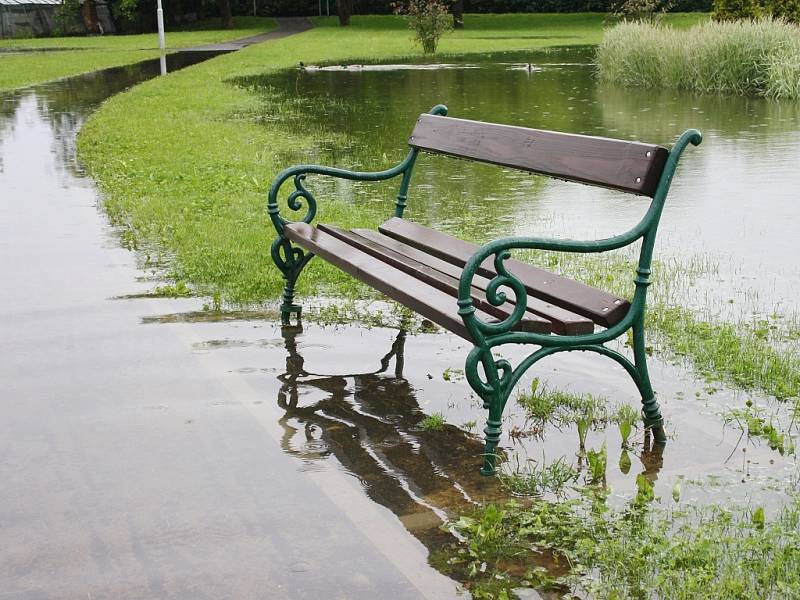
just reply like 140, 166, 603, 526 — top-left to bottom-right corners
271, 237, 313, 326
464, 350, 514, 476
632, 319, 667, 444
481, 400, 504, 476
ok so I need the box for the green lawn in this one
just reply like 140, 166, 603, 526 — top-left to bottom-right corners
0, 17, 276, 91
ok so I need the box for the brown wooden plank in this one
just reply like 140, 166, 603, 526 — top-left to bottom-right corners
318, 224, 592, 336
409, 114, 669, 197
378, 218, 630, 327
317, 223, 553, 334
284, 223, 552, 340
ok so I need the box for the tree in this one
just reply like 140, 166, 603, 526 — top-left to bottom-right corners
452, 0, 463, 28
338, 0, 353, 25
217, 0, 234, 29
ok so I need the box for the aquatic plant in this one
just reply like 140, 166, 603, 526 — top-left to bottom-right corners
597, 18, 800, 99
613, 403, 640, 448
518, 378, 609, 431
722, 404, 796, 455
586, 442, 608, 485
498, 456, 578, 498
420, 411, 446, 431
447, 493, 800, 598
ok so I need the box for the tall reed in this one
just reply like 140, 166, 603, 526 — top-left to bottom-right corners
597, 18, 800, 99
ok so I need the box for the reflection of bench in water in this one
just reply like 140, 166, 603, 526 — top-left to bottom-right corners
276, 326, 503, 532
276, 326, 667, 531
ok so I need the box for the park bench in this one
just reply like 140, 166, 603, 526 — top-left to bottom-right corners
268, 104, 701, 475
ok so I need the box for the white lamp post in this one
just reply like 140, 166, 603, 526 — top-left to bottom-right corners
156, 0, 166, 52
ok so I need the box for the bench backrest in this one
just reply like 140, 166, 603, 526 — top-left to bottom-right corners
408, 114, 669, 197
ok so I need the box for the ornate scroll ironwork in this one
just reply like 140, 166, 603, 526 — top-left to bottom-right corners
267, 105, 449, 323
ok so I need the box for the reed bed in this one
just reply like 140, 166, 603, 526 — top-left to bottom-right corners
597, 18, 800, 99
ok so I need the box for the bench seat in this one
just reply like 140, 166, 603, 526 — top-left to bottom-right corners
285, 218, 629, 340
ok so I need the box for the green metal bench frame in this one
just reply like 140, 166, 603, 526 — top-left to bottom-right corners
268, 104, 701, 475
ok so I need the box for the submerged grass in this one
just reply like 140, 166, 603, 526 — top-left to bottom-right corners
597, 18, 800, 98
445, 494, 800, 599
0, 17, 276, 92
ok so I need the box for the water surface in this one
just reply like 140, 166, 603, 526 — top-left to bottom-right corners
247, 47, 800, 317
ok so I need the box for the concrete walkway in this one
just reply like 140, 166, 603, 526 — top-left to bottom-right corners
184, 17, 313, 52
0, 34, 464, 600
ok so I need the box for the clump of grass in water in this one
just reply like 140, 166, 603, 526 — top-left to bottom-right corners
585, 442, 608, 486
612, 403, 640, 448
518, 378, 609, 428
420, 412, 446, 431
517, 247, 800, 404
651, 305, 800, 402
722, 401, 796, 455
498, 456, 579, 498
597, 18, 800, 99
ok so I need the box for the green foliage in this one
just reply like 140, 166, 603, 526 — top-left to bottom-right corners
722, 404, 796, 455
764, 0, 800, 21
449, 495, 800, 598
586, 442, 608, 484
613, 0, 674, 22
394, 0, 452, 53
634, 472, 655, 504
712, 0, 761, 20
597, 18, 800, 99
420, 412, 446, 430
518, 378, 609, 430
612, 403, 640, 447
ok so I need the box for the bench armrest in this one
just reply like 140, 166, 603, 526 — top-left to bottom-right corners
267, 157, 415, 234
457, 128, 702, 341
456, 233, 643, 340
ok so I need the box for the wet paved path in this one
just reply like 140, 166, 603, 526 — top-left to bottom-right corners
185, 17, 313, 52
0, 33, 463, 600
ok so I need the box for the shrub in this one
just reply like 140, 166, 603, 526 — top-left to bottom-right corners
393, 0, 452, 54
612, 0, 674, 22
765, 0, 800, 21
713, 0, 761, 21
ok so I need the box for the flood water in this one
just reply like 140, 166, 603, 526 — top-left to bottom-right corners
250, 47, 800, 317
2, 45, 799, 599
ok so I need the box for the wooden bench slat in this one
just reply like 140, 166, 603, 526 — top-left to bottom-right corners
409, 114, 669, 197
284, 223, 553, 339
317, 223, 555, 334
320, 225, 592, 336
378, 217, 630, 328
